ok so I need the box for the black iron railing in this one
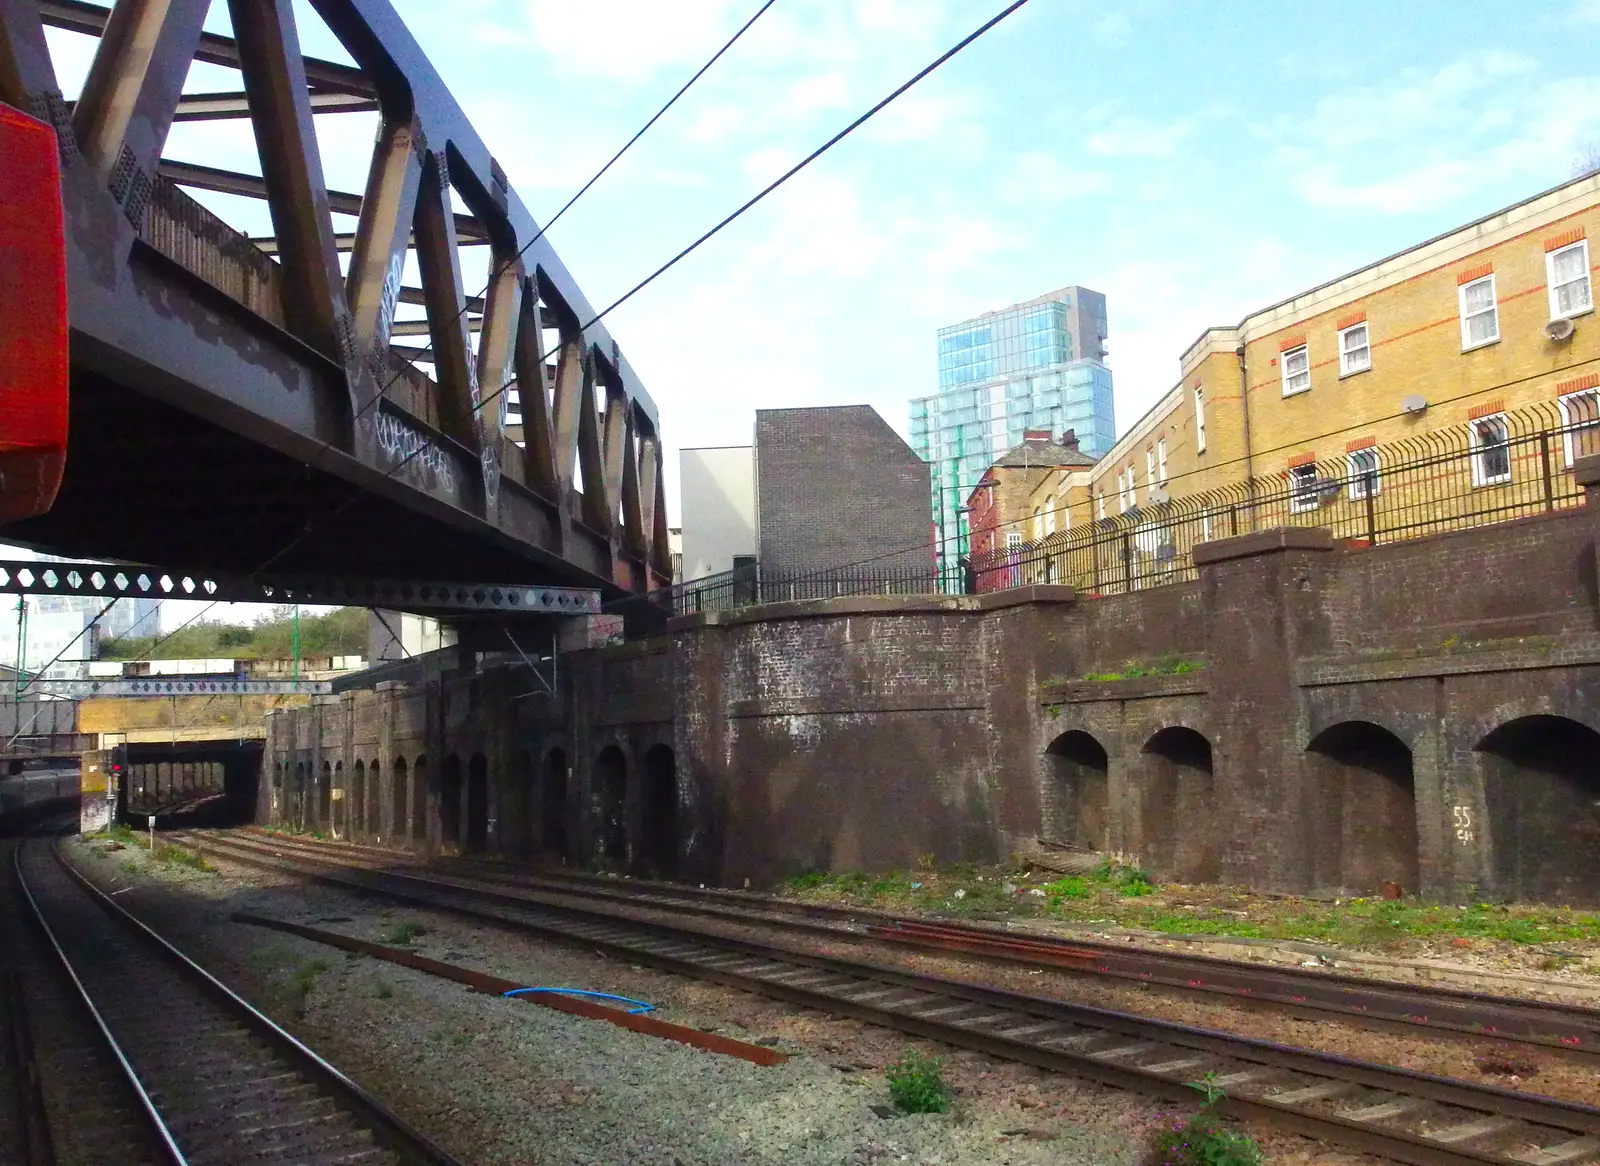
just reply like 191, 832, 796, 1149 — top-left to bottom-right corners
972, 398, 1596, 595
657, 398, 1597, 612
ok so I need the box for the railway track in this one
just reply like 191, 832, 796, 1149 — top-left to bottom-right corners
178, 829, 1600, 1166
11, 832, 464, 1166
229, 828, 1600, 1063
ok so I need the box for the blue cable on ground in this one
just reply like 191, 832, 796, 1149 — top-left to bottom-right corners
503, 987, 655, 1015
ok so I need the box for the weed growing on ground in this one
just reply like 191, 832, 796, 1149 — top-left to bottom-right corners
1141, 1073, 1263, 1166
375, 982, 394, 1001
885, 1050, 951, 1114
381, 921, 426, 946
779, 856, 1600, 951
152, 844, 211, 872
287, 958, 331, 1014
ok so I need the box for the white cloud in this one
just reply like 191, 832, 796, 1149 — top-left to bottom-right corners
1269, 57, 1600, 214
1085, 113, 1195, 158
1002, 153, 1111, 204
519, 0, 752, 81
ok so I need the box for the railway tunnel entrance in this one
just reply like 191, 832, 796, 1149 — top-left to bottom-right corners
119, 740, 261, 828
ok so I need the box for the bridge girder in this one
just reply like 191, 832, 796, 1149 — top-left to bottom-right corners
0, 0, 673, 599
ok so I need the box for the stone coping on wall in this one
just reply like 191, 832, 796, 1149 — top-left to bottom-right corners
1191, 526, 1334, 565
1040, 668, 1209, 705
1298, 633, 1600, 686
729, 693, 985, 718
665, 584, 1078, 632
592, 636, 673, 661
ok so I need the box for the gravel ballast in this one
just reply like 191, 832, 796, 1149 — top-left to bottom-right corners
62, 836, 1192, 1165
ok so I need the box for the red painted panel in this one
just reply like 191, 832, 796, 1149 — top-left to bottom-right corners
0, 101, 68, 524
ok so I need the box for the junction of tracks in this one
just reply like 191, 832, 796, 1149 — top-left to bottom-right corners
5, 818, 1600, 1166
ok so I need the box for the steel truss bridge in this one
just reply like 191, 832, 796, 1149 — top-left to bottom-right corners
0, 0, 673, 603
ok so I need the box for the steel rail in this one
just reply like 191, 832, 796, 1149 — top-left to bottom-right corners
22, 837, 466, 1166
230, 828, 1600, 1063
12, 843, 188, 1165
181, 831, 1600, 1166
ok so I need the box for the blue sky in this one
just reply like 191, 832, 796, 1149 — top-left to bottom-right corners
376, 0, 1600, 470
25, 0, 1600, 628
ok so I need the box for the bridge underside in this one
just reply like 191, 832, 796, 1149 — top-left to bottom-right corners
7, 368, 600, 585
1, 0, 674, 603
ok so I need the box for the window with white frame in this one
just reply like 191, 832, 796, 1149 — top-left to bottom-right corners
1281, 344, 1311, 396
1459, 275, 1499, 349
1128, 463, 1139, 506
1032, 506, 1043, 540
1005, 531, 1023, 551
1559, 388, 1600, 465
1288, 462, 1320, 513
1145, 449, 1157, 493
1095, 491, 1106, 520
1469, 413, 1511, 485
1338, 322, 1370, 376
1193, 387, 1206, 452
1043, 495, 1056, 536
1548, 241, 1592, 319
1157, 438, 1168, 484
1346, 447, 1380, 499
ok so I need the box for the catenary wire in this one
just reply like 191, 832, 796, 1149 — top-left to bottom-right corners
245, 0, 780, 524
612, 351, 1600, 607
65, 5, 783, 689
248, 0, 1039, 578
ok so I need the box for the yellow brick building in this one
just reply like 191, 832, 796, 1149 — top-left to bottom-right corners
993, 172, 1600, 569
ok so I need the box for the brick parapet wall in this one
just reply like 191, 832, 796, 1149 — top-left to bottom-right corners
259, 503, 1600, 904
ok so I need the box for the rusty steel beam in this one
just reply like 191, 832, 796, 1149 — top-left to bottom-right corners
252, 228, 493, 255
157, 159, 489, 240
173, 88, 378, 120
38, 0, 373, 95
23, 0, 672, 597
389, 317, 478, 337
226, 0, 352, 365
399, 285, 483, 313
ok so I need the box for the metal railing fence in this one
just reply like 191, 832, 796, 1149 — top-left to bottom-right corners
654, 398, 1597, 613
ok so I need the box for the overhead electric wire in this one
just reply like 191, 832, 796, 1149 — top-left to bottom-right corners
254, 0, 1039, 576
73, 4, 780, 686
582, 0, 1035, 328
613, 352, 1600, 609
248, 0, 779, 521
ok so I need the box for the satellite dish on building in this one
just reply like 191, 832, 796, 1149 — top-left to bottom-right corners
1400, 394, 1428, 415
1545, 317, 1576, 342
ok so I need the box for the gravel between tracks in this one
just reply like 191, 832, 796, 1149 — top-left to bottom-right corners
63, 836, 1263, 1166
489, 882, 1600, 1108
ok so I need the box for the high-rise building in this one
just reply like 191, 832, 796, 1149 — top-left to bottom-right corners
910, 286, 1115, 572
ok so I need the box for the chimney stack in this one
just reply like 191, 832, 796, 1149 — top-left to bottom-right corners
1059, 428, 1079, 451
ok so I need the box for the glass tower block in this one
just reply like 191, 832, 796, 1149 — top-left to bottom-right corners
912, 287, 1116, 578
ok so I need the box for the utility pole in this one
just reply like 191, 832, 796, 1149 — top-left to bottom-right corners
292, 604, 301, 681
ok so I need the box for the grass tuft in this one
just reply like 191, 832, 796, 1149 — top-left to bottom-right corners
381, 921, 427, 946
885, 1050, 951, 1114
